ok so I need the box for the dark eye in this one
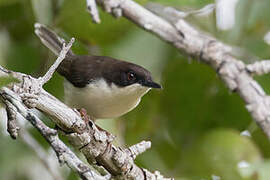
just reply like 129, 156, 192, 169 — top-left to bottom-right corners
127, 71, 136, 81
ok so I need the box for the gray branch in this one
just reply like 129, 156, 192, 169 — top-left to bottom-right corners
93, 0, 270, 139
0, 37, 105, 179
0, 37, 171, 179
1, 87, 103, 180
86, 0, 101, 23
5, 100, 20, 139
246, 60, 270, 75
39, 37, 75, 86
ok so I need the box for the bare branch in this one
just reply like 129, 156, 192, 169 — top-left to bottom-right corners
1, 88, 104, 180
96, 0, 183, 41
97, 0, 122, 17
4, 0, 269, 178
5, 100, 20, 139
127, 140, 151, 159
0, 36, 171, 179
86, 0, 101, 23
95, 0, 270, 139
146, 3, 215, 22
246, 60, 270, 75
20, 129, 64, 180
39, 37, 75, 86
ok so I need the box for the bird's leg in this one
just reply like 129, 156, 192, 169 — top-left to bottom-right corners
77, 108, 115, 143
78, 108, 91, 123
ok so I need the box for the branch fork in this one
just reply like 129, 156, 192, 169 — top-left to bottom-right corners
86, 0, 270, 139
0, 32, 168, 179
3, 0, 270, 177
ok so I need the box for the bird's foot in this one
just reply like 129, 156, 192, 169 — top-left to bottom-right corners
77, 108, 115, 143
78, 108, 90, 123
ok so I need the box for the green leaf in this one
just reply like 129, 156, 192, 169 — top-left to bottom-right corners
0, 75, 20, 88
0, 0, 18, 7
183, 129, 262, 179
56, 0, 133, 46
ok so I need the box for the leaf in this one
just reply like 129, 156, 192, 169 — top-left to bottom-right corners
56, 0, 133, 46
0, 0, 18, 7
0, 75, 20, 88
183, 129, 262, 179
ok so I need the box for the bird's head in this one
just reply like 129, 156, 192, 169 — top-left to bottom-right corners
103, 61, 162, 90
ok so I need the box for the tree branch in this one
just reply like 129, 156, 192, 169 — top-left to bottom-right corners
94, 0, 270, 139
39, 37, 75, 86
86, 0, 101, 23
0, 36, 171, 179
246, 60, 270, 75
1, 87, 103, 180
5, 100, 20, 139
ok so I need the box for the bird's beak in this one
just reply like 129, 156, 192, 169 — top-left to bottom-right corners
142, 80, 162, 89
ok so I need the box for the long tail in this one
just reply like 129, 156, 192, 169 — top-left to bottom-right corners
34, 23, 74, 77
34, 23, 74, 57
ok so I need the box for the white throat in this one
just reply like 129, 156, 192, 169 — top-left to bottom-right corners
64, 78, 150, 119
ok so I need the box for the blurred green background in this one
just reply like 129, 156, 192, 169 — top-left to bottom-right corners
1, 0, 270, 179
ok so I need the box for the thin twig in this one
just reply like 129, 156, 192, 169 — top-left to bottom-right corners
127, 140, 151, 159
146, 3, 215, 22
1, 88, 105, 180
0, 62, 171, 179
95, 0, 270, 139
246, 60, 270, 75
5, 100, 20, 139
0, 19, 168, 178
86, 0, 101, 23
40, 38, 75, 86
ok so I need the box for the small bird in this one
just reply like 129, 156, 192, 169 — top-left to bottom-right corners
34, 23, 161, 120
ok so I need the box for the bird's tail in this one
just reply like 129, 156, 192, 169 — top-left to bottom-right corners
34, 23, 74, 57
34, 23, 75, 77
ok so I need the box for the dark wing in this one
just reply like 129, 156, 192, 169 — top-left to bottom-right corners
64, 55, 121, 88
65, 55, 102, 87
59, 55, 151, 88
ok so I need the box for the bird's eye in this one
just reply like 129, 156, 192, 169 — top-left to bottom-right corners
127, 72, 136, 81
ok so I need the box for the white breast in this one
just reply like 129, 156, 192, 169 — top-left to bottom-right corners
64, 79, 150, 119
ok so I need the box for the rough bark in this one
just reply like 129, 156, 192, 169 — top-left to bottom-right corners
93, 0, 270, 139
0, 38, 171, 179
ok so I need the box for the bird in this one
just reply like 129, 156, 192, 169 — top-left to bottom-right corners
34, 23, 161, 120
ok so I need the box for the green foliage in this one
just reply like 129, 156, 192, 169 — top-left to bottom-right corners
1, 0, 270, 179
0, 0, 18, 6
0, 76, 20, 88
184, 129, 262, 179
56, 0, 133, 46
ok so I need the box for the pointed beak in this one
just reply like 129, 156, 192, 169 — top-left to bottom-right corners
142, 80, 162, 89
